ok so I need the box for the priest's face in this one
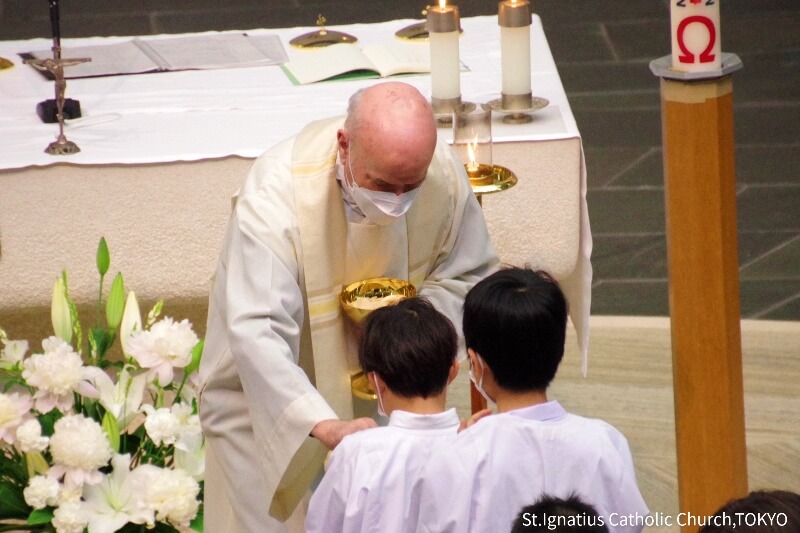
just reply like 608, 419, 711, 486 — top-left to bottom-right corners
337, 129, 431, 196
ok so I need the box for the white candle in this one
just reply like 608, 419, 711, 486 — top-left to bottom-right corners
670, 0, 721, 73
428, 0, 461, 101
499, 0, 532, 97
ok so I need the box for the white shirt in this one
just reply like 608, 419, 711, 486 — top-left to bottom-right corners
306, 408, 461, 533
410, 401, 649, 533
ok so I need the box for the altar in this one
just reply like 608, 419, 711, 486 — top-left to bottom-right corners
0, 15, 590, 361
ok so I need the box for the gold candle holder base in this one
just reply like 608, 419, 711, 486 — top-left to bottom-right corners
0, 57, 14, 70
466, 164, 518, 195
487, 96, 549, 124
351, 372, 377, 401
290, 15, 357, 49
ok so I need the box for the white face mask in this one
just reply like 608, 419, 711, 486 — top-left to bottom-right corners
469, 355, 496, 410
371, 372, 388, 417
345, 152, 421, 226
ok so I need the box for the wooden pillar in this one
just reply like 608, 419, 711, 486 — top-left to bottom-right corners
659, 73, 748, 527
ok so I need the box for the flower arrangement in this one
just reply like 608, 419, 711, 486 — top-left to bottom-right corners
0, 238, 204, 533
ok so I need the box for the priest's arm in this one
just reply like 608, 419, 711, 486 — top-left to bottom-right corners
418, 147, 500, 339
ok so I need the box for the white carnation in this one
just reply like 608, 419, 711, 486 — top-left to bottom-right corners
16, 418, 49, 453
142, 405, 181, 446
126, 317, 198, 385
0, 391, 33, 445
52, 501, 89, 533
22, 340, 99, 413
136, 466, 200, 528
49, 414, 112, 487
24, 475, 60, 509
0, 339, 28, 364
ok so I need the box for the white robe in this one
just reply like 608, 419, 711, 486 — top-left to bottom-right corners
199, 116, 498, 532
410, 401, 649, 533
305, 409, 460, 533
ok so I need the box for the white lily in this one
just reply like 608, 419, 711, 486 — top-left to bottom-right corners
51, 275, 72, 344
81, 454, 155, 533
91, 367, 148, 430
119, 291, 142, 359
175, 423, 205, 481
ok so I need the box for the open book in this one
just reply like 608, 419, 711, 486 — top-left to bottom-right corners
26, 33, 288, 79
281, 42, 433, 85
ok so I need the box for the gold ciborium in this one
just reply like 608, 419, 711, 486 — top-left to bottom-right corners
340, 277, 416, 399
290, 14, 358, 49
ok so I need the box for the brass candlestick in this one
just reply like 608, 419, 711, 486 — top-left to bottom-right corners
290, 14, 357, 49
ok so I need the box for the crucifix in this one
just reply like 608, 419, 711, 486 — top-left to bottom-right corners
25, 0, 90, 155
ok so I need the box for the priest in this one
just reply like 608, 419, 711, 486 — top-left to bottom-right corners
198, 81, 498, 532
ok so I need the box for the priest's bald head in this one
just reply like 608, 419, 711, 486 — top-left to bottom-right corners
337, 82, 437, 201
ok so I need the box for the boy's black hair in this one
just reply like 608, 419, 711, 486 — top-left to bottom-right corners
511, 494, 609, 533
358, 297, 457, 398
463, 267, 568, 392
700, 490, 800, 533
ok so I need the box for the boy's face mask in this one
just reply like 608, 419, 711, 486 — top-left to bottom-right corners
370, 372, 388, 417
469, 354, 496, 409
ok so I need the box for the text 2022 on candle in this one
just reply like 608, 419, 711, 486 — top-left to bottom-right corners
498, 0, 532, 110
670, 0, 721, 73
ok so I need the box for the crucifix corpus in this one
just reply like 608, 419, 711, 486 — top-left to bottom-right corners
25, 0, 90, 155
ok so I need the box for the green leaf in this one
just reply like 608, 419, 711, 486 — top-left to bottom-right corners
90, 327, 114, 363
26, 507, 54, 525
38, 410, 64, 437
96, 237, 110, 277
184, 340, 204, 377
106, 273, 125, 330
190, 509, 204, 532
0, 480, 30, 519
102, 411, 120, 452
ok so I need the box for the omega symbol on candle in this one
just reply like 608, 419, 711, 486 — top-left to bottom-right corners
676, 15, 717, 63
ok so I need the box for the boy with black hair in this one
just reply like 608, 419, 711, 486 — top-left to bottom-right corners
411, 267, 648, 533
305, 297, 462, 533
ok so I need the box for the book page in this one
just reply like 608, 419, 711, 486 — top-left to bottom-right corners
362, 42, 430, 77
142, 34, 287, 70
281, 43, 379, 85
28, 41, 159, 79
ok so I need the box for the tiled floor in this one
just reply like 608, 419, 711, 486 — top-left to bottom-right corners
1, 0, 798, 319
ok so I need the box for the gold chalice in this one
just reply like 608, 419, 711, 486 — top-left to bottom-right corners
340, 277, 416, 399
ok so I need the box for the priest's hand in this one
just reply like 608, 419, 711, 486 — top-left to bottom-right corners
311, 418, 377, 450
459, 408, 493, 433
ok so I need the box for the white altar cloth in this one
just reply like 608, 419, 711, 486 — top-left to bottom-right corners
0, 16, 572, 167
0, 16, 592, 371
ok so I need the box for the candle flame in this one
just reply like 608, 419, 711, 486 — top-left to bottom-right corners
439, 0, 446, 10
467, 138, 478, 171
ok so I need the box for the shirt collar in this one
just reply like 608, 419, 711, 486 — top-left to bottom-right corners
388, 408, 460, 430
507, 400, 568, 422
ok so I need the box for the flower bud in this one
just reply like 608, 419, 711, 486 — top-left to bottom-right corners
51, 274, 72, 344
